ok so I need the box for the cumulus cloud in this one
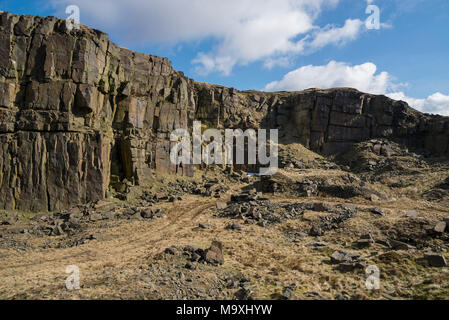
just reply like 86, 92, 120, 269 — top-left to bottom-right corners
264, 61, 391, 94
387, 92, 449, 116
264, 61, 449, 116
50, 0, 372, 75
192, 16, 367, 76
307, 19, 364, 50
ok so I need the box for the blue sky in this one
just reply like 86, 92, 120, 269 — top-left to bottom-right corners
1, 0, 448, 115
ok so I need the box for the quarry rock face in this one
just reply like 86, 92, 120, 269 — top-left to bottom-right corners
0, 12, 448, 212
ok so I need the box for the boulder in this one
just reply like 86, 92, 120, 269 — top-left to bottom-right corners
434, 222, 446, 234
204, 240, 224, 265
424, 252, 447, 267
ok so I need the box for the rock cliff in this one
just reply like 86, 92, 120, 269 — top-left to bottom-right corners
0, 12, 448, 211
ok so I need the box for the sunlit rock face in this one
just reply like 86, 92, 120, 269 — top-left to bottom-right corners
0, 12, 448, 211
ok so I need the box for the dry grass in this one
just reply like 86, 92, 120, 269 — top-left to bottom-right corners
1, 164, 448, 300
279, 143, 322, 163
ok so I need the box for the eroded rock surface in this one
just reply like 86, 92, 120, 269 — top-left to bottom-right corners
1, 12, 448, 211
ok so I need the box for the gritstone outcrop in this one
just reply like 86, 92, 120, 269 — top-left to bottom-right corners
0, 12, 448, 211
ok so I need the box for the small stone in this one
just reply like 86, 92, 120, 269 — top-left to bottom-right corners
155, 193, 168, 201
370, 194, 380, 202
128, 211, 143, 220
309, 225, 324, 236
330, 251, 347, 264
303, 211, 322, 222
51, 225, 64, 236
216, 202, 228, 210
360, 233, 375, 240
390, 239, 415, 250
89, 233, 104, 240
39, 215, 51, 222
226, 223, 242, 231
257, 221, 266, 228
204, 240, 224, 265
296, 232, 309, 238
154, 208, 166, 218
248, 188, 257, 195
123, 208, 135, 215
312, 202, 331, 212
136, 290, 146, 300
190, 252, 201, 262
424, 252, 447, 267
140, 209, 154, 219
164, 246, 177, 255
371, 207, 386, 216
444, 217, 449, 229
102, 211, 116, 220
307, 242, 329, 249
406, 210, 419, 218
434, 222, 446, 234
185, 262, 196, 270
368, 160, 378, 166
338, 262, 357, 272
376, 239, 391, 248
382, 293, 396, 300
281, 284, 297, 300
307, 291, 323, 299
225, 278, 240, 289
330, 250, 360, 264
372, 144, 382, 155
355, 239, 373, 248
235, 287, 253, 300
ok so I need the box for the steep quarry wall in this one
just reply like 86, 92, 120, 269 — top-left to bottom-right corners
0, 12, 448, 211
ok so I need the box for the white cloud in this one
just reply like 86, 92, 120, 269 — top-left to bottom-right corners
387, 92, 449, 116
308, 19, 365, 50
193, 15, 366, 76
263, 56, 292, 70
264, 61, 391, 94
264, 60, 449, 116
51, 0, 373, 75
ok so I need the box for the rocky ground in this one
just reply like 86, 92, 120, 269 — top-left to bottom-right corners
0, 140, 448, 300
